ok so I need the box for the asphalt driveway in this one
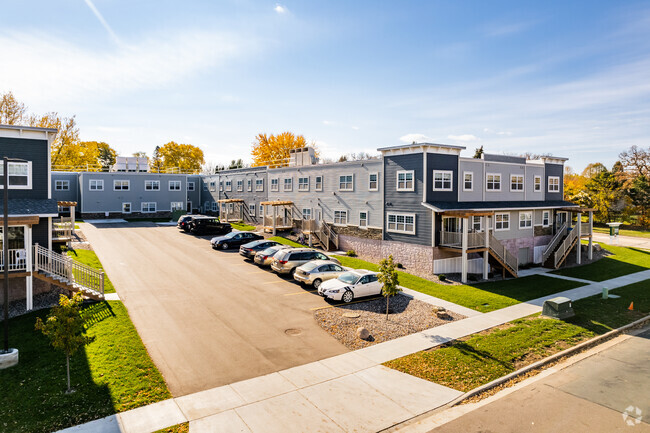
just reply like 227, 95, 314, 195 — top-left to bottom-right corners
80, 222, 347, 397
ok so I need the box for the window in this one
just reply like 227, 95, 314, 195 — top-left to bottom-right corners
387, 213, 416, 234
55, 180, 70, 191
219, 181, 223, 192
255, 179, 263, 191
145, 180, 160, 191
433, 170, 453, 191
247, 179, 252, 191
225, 180, 232, 191
249, 203, 256, 216
542, 210, 550, 227
519, 211, 532, 228
188, 182, 195, 191
0, 162, 31, 189
548, 176, 560, 192
212, 202, 219, 212
339, 175, 353, 191
359, 211, 368, 228
510, 175, 524, 192
271, 178, 279, 191
472, 216, 482, 232
237, 180, 243, 191
171, 202, 184, 211
169, 181, 181, 191
334, 210, 348, 225
141, 202, 156, 213
534, 176, 541, 192
369, 173, 378, 191
486, 173, 501, 191
203, 183, 208, 191
495, 213, 510, 231
209, 181, 216, 192
463, 172, 473, 191
284, 178, 293, 191
302, 208, 311, 220
259, 204, 263, 216
396, 170, 414, 191
122, 202, 131, 214
89, 179, 104, 191
298, 176, 309, 191
315, 176, 323, 191
114, 180, 129, 191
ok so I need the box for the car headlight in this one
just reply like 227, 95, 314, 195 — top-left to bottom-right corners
328, 289, 340, 293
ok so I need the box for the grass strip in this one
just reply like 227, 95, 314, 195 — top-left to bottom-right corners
154, 423, 189, 433
268, 236, 307, 248
66, 249, 116, 294
552, 244, 650, 281
230, 222, 256, 231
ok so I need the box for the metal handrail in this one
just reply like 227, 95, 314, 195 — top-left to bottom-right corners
488, 233, 518, 274
34, 244, 104, 297
542, 222, 568, 264
554, 227, 578, 268
319, 220, 339, 250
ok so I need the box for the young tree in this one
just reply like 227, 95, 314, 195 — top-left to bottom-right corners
35, 292, 94, 393
378, 255, 401, 320
251, 132, 312, 168
29, 113, 81, 168
0, 91, 27, 125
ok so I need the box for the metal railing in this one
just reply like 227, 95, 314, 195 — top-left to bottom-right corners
542, 222, 568, 264
439, 231, 486, 249
553, 227, 578, 268
34, 244, 104, 298
488, 233, 518, 275
0, 248, 28, 272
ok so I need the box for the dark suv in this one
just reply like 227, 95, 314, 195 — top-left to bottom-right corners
190, 218, 232, 236
177, 215, 194, 231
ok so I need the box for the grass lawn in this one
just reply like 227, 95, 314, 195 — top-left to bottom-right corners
268, 236, 308, 248
592, 226, 650, 239
66, 249, 116, 294
334, 255, 583, 313
0, 301, 171, 433
154, 423, 189, 433
231, 222, 256, 231
552, 244, 650, 282
385, 279, 649, 392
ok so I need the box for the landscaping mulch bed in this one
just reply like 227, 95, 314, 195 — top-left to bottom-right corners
314, 295, 465, 350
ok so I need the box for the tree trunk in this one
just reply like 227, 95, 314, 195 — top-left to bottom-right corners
385, 296, 390, 320
66, 354, 71, 393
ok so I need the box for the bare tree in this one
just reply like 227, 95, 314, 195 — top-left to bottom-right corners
619, 145, 650, 177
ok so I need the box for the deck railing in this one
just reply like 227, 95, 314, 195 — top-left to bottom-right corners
542, 222, 568, 264
488, 233, 518, 274
318, 221, 339, 250
52, 217, 74, 240
34, 244, 104, 297
439, 231, 486, 249
553, 227, 578, 268
0, 248, 28, 272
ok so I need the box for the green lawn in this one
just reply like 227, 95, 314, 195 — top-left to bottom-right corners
334, 255, 583, 313
385, 279, 649, 392
231, 222, 256, 231
155, 423, 189, 433
552, 244, 650, 282
268, 236, 307, 248
0, 301, 171, 433
592, 226, 650, 239
67, 249, 116, 294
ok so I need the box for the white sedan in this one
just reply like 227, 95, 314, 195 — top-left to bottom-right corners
317, 270, 381, 303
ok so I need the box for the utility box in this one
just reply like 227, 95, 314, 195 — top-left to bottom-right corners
542, 296, 575, 320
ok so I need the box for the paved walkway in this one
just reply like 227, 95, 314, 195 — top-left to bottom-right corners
59, 269, 650, 433
593, 232, 650, 250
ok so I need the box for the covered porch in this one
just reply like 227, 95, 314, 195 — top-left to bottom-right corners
260, 200, 294, 234
52, 201, 77, 246
218, 199, 245, 223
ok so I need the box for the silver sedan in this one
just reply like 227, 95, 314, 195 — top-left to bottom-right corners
293, 260, 347, 289
253, 245, 292, 267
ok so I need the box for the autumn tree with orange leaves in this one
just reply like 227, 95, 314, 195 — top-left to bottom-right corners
251, 132, 316, 168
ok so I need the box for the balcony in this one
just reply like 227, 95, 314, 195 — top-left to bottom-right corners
439, 231, 487, 250
52, 217, 74, 242
0, 248, 28, 272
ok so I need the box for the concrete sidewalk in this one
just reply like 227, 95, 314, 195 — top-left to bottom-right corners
58, 268, 650, 433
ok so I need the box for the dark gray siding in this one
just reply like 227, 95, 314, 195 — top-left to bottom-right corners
0, 137, 49, 199
426, 153, 458, 203
32, 219, 49, 246
383, 154, 431, 246
52, 172, 80, 203
545, 163, 564, 201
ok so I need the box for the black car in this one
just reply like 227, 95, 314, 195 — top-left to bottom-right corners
182, 215, 212, 232
190, 218, 232, 236
177, 215, 194, 231
239, 240, 281, 259
211, 231, 264, 250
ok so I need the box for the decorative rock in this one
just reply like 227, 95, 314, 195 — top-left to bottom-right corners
343, 312, 360, 319
356, 327, 370, 340
435, 307, 451, 319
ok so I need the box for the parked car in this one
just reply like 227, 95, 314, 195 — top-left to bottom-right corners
177, 215, 194, 231
318, 270, 381, 303
293, 260, 347, 289
190, 218, 231, 236
239, 240, 281, 259
211, 231, 263, 250
182, 215, 212, 232
253, 245, 293, 267
270, 248, 340, 276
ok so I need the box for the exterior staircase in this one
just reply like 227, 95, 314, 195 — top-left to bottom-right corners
486, 233, 518, 278
548, 227, 579, 269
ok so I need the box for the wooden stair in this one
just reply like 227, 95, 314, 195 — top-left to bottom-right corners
487, 233, 518, 278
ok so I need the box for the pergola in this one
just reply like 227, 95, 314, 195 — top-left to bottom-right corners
260, 200, 294, 235
53, 201, 77, 246
217, 199, 245, 222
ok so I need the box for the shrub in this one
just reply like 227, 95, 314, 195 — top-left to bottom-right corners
346, 250, 357, 257
439, 274, 447, 282
396, 263, 404, 269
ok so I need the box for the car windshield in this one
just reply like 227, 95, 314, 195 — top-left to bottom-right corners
260, 246, 279, 255
300, 262, 320, 272
224, 232, 238, 239
338, 272, 359, 285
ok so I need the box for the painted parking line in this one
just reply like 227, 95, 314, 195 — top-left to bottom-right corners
262, 280, 285, 285
310, 296, 383, 311
284, 290, 318, 296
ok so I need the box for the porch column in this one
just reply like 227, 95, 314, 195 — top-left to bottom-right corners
272, 205, 277, 236
26, 226, 33, 311
70, 205, 76, 234
576, 212, 582, 265
588, 211, 593, 260
431, 211, 436, 275
461, 217, 468, 284
483, 216, 490, 280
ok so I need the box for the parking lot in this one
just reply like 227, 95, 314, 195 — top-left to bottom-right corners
80, 222, 348, 397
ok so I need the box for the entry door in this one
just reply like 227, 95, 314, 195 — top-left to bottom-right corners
557, 211, 568, 226
518, 247, 530, 266
186, 202, 192, 213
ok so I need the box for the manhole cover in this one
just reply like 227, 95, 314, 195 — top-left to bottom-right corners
343, 313, 360, 319
285, 328, 302, 336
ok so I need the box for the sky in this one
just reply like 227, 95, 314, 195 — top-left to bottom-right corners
1, 0, 649, 172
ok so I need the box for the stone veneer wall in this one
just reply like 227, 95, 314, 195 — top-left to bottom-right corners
332, 226, 382, 240
499, 234, 552, 264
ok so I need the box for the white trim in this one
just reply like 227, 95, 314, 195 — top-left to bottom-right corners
48, 217, 52, 250
283, 177, 293, 191
315, 175, 323, 191
249, 203, 256, 216
542, 210, 551, 227
298, 176, 310, 191
187, 181, 195, 191
270, 178, 279, 191
225, 180, 232, 191
113, 179, 130, 191
423, 149, 428, 202
122, 202, 132, 214
396, 170, 415, 192
421, 201, 578, 213
386, 212, 416, 235
486, 173, 501, 192
255, 178, 264, 191
333, 209, 348, 225
432, 170, 453, 191
463, 171, 473, 191
368, 172, 379, 191
0, 161, 33, 190
518, 211, 533, 229
510, 174, 524, 192
548, 176, 560, 192
247, 179, 252, 192
141, 202, 157, 213
171, 201, 184, 211
534, 175, 541, 192
236, 179, 243, 192
144, 180, 160, 191
359, 210, 368, 228
54, 179, 70, 191
338, 174, 354, 191
168, 180, 182, 191
494, 212, 510, 231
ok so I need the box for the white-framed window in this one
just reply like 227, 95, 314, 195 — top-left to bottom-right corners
302, 208, 311, 220
0, 161, 32, 189
141, 202, 156, 213
359, 211, 368, 228
188, 182, 195, 191
225, 180, 232, 191
259, 204, 264, 216
284, 178, 293, 191
249, 203, 256, 216
396, 170, 414, 191
114, 180, 130, 191
510, 175, 524, 192
519, 211, 532, 229
339, 175, 353, 191
204, 201, 210, 210
145, 180, 160, 191
387, 212, 416, 234
203, 183, 208, 191
334, 210, 348, 225
368, 173, 378, 191
212, 202, 219, 212
542, 210, 550, 227
55, 180, 70, 191
472, 216, 482, 232
209, 181, 216, 192
495, 213, 510, 231
534, 176, 541, 192
169, 180, 181, 191
247, 179, 252, 191
298, 176, 309, 191
237, 180, 243, 191
89, 179, 104, 191
315, 176, 323, 191
255, 179, 264, 191
433, 170, 453, 191
463, 172, 473, 191
122, 202, 131, 214
171, 202, 184, 211
219, 181, 223, 192
486, 173, 501, 191
548, 176, 560, 192
271, 178, 279, 191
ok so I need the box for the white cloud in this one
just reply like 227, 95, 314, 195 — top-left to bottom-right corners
274, 4, 288, 14
322, 120, 333, 125
399, 133, 431, 143
83, 0, 121, 45
447, 134, 478, 142
351, 126, 359, 130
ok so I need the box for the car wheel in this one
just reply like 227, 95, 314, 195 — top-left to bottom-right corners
313, 279, 322, 289
222, 242, 229, 250
290, 268, 297, 276
342, 290, 354, 303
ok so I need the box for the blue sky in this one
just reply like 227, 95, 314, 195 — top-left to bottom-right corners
1, 1, 649, 172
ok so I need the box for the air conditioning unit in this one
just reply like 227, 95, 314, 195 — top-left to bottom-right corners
542, 296, 575, 320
